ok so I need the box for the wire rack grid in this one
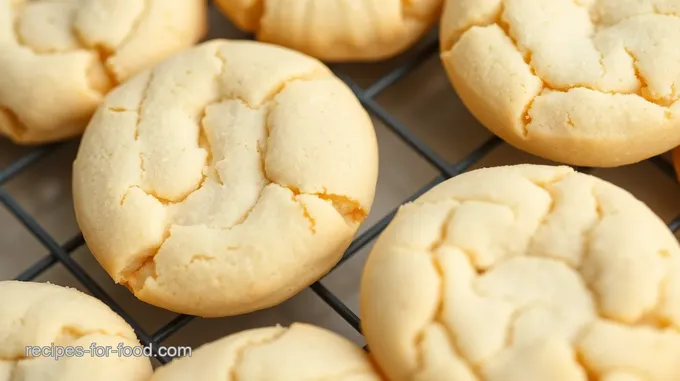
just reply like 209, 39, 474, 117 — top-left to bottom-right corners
2, 22, 680, 367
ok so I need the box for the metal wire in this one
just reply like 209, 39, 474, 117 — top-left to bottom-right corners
2, 31, 680, 366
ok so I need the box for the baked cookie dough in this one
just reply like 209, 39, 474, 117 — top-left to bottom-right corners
0, 0, 206, 144
214, 0, 442, 62
360, 164, 680, 381
149, 323, 382, 381
440, 0, 680, 167
73, 39, 379, 317
0, 281, 152, 381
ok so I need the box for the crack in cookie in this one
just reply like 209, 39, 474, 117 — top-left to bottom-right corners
0, 0, 204, 144
106, 0, 150, 63
0, 281, 152, 381
1, 316, 138, 362
413, 206, 484, 380
440, 0, 680, 167
495, 1, 673, 106
361, 165, 680, 381
148, 324, 382, 381
410, 173, 571, 378
73, 40, 378, 317
5, 0, 143, 86
228, 328, 287, 381
114, 48, 365, 292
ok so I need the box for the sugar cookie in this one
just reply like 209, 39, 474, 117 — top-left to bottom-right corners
0, 281, 152, 381
440, 0, 680, 167
360, 164, 680, 381
73, 39, 379, 317
149, 323, 382, 381
214, 0, 442, 62
0, 0, 206, 144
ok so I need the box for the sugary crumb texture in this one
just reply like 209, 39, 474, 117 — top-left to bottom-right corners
214, 0, 442, 61
73, 39, 379, 317
361, 165, 680, 381
0, 0, 205, 144
440, 0, 680, 167
149, 323, 382, 381
0, 281, 152, 381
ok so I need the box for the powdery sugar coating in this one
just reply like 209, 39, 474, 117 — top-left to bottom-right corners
0, 281, 152, 381
149, 323, 382, 381
440, 0, 680, 167
0, 0, 205, 144
73, 39, 379, 317
361, 164, 680, 381
214, 0, 442, 62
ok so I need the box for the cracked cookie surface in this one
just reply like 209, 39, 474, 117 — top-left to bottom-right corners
214, 0, 442, 62
0, 281, 152, 381
440, 0, 680, 167
0, 0, 205, 144
72, 39, 379, 317
360, 164, 680, 381
149, 323, 383, 381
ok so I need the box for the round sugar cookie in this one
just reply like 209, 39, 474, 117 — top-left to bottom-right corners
72, 39, 379, 317
0, 0, 206, 144
360, 164, 680, 381
439, 0, 680, 167
214, 0, 442, 62
149, 323, 382, 381
0, 281, 152, 381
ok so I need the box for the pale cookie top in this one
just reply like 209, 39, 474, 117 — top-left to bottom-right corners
0, 0, 205, 144
360, 165, 680, 381
0, 281, 152, 381
73, 39, 379, 317
215, 0, 442, 61
150, 323, 382, 381
440, 0, 680, 167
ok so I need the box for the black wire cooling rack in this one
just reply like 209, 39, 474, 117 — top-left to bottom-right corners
2, 26, 680, 366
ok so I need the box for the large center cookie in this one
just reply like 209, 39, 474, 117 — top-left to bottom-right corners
149, 323, 382, 380
440, 0, 680, 167
0, 0, 205, 144
73, 39, 379, 317
360, 165, 680, 381
214, 0, 442, 62
0, 281, 152, 381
